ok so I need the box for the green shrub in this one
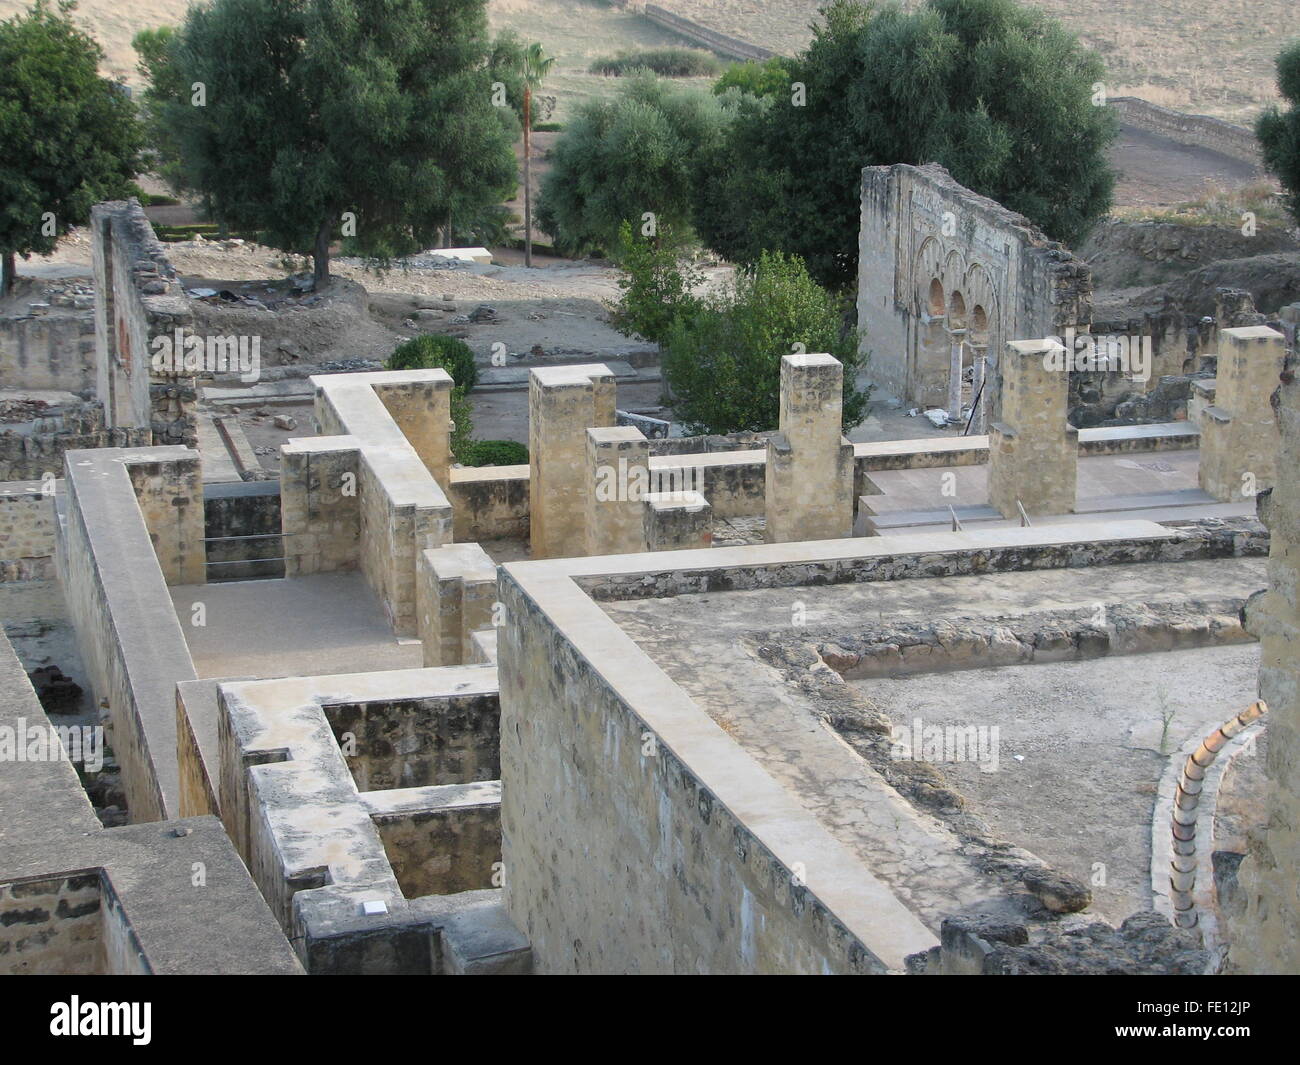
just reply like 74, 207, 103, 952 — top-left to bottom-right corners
606, 220, 702, 346
387, 334, 478, 392
532, 121, 564, 133
458, 439, 528, 467
589, 48, 722, 78
712, 57, 794, 97
662, 250, 869, 435
450, 387, 473, 463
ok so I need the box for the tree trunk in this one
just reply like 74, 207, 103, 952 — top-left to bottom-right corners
524, 85, 533, 269
312, 220, 331, 290
1, 251, 14, 295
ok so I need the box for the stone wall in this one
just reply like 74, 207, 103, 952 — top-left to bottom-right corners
90, 200, 197, 448
638, 3, 776, 60
1228, 369, 1300, 973
0, 401, 150, 482
1107, 97, 1262, 166
0, 310, 95, 393
55, 447, 201, 822
0, 481, 55, 582
856, 163, 1092, 417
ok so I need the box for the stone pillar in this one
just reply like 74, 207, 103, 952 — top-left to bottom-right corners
1229, 370, 1300, 974
764, 353, 854, 543
987, 339, 1077, 518
585, 426, 651, 556
947, 331, 966, 424
417, 542, 498, 667
123, 448, 207, 585
970, 350, 987, 434
1198, 326, 1284, 503
279, 437, 360, 576
528, 365, 616, 559
644, 490, 711, 551
372, 372, 454, 487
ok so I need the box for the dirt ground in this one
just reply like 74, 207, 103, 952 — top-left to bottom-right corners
856, 643, 1264, 925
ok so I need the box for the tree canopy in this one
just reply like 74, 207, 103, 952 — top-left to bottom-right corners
0, 1, 142, 291
1257, 41, 1300, 227
694, 0, 1118, 287
148, 0, 518, 285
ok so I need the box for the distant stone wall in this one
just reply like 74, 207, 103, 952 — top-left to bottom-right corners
1109, 97, 1262, 167
638, 3, 777, 61
857, 163, 1092, 416
90, 200, 197, 448
0, 311, 95, 393
0, 402, 149, 482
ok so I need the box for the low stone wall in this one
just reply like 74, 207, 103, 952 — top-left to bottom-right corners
0, 481, 56, 582
1108, 97, 1262, 167
204, 480, 283, 581
55, 446, 202, 822
214, 664, 528, 974
639, 3, 776, 61
443, 423, 1199, 542
0, 402, 150, 482
0, 311, 95, 393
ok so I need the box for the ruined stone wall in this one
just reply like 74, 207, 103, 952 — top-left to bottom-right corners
90, 200, 196, 448
1228, 371, 1300, 973
856, 163, 1092, 416
1108, 97, 1262, 166
0, 402, 149, 482
0, 311, 95, 393
0, 481, 55, 582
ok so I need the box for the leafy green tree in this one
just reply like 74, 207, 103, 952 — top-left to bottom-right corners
694, 0, 1117, 287
712, 56, 795, 98
0, 1, 142, 292
1257, 42, 1300, 226
537, 73, 731, 256
131, 27, 188, 194
151, 0, 517, 288
662, 251, 869, 434
606, 220, 703, 346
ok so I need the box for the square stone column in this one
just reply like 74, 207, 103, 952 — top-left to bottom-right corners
529, 365, 616, 558
1198, 326, 1284, 502
417, 542, 498, 666
585, 426, 651, 556
765, 353, 854, 543
1229, 370, 1299, 973
372, 372, 454, 487
987, 339, 1077, 518
644, 490, 711, 551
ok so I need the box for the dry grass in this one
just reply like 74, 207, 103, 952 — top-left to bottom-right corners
1113, 178, 1293, 227
5, 0, 1294, 123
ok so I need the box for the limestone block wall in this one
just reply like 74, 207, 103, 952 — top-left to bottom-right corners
498, 552, 939, 974
857, 163, 1091, 415
1198, 326, 1284, 503
0, 873, 114, 975
0, 481, 56, 582
529, 365, 615, 558
90, 200, 197, 448
55, 447, 201, 821
121, 451, 206, 585
644, 490, 711, 551
0, 311, 95, 393
1229, 371, 1300, 974
417, 543, 498, 667
765, 354, 854, 542
586, 426, 651, 555
988, 339, 1078, 518
286, 371, 455, 635
216, 666, 527, 974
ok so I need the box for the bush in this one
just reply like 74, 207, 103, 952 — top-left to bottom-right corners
712, 57, 794, 97
662, 251, 869, 435
458, 439, 528, 467
589, 48, 722, 78
537, 74, 732, 256
606, 221, 703, 346
387, 334, 478, 392
1257, 41, 1300, 227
